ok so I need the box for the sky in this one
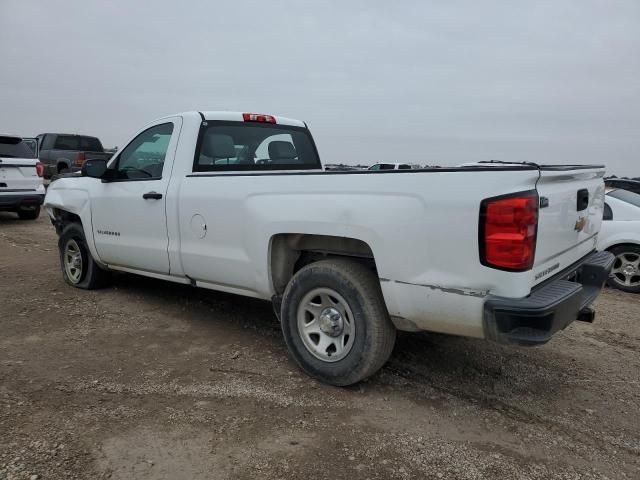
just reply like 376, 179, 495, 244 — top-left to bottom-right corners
1, 0, 638, 175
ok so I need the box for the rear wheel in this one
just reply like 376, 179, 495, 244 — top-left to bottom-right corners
58, 223, 111, 289
607, 245, 640, 293
280, 258, 396, 386
17, 205, 40, 220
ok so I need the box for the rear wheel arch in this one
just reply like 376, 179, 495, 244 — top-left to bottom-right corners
269, 233, 378, 296
57, 160, 70, 173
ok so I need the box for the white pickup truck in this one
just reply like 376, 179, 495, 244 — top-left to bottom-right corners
44, 111, 614, 385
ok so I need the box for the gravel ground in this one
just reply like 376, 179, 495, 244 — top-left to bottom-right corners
0, 213, 639, 479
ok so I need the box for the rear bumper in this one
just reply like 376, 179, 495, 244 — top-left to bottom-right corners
483, 250, 615, 345
0, 193, 45, 210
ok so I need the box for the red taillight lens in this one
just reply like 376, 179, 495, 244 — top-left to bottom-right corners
75, 152, 86, 166
36, 162, 44, 177
242, 112, 276, 123
480, 191, 538, 271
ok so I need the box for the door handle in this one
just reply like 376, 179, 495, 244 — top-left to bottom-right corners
142, 191, 163, 200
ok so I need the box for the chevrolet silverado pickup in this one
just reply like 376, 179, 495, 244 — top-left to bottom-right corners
44, 111, 614, 385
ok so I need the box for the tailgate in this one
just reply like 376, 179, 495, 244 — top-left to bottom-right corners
533, 166, 606, 284
0, 158, 39, 191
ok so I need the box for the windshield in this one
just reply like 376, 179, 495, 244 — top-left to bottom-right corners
0, 136, 36, 158
195, 122, 320, 171
607, 189, 640, 208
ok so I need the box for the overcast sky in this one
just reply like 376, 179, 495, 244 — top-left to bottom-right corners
1, 0, 638, 175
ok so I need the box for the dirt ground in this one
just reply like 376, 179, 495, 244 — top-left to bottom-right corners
0, 213, 638, 480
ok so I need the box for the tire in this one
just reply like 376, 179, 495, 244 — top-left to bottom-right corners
58, 223, 111, 289
17, 206, 40, 220
607, 245, 640, 293
280, 258, 396, 386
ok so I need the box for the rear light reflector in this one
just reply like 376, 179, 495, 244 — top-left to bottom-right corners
479, 191, 538, 271
242, 113, 276, 123
75, 152, 86, 166
36, 162, 44, 177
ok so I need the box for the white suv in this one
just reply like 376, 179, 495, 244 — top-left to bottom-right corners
0, 135, 45, 220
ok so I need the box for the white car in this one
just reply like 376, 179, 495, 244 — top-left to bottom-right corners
0, 135, 46, 219
44, 111, 613, 385
598, 188, 640, 293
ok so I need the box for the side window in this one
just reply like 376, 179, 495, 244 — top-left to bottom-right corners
115, 123, 174, 180
369, 164, 381, 171
603, 202, 613, 221
54, 135, 79, 150
398, 164, 411, 170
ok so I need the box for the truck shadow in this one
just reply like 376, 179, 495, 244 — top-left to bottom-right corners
109, 272, 577, 407
0, 212, 22, 223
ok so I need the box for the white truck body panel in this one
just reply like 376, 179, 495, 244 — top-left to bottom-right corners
45, 111, 609, 341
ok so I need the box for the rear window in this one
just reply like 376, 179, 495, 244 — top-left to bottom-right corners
194, 122, 320, 172
79, 136, 102, 152
607, 189, 640, 208
0, 136, 36, 158
54, 135, 79, 150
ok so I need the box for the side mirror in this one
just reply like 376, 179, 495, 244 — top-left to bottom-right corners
82, 159, 108, 179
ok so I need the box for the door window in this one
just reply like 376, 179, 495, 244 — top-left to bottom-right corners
116, 123, 174, 180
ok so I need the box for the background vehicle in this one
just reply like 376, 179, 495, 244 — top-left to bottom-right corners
604, 178, 640, 195
44, 111, 613, 386
0, 135, 45, 219
368, 162, 419, 170
36, 133, 112, 178
598, 188, 640, 293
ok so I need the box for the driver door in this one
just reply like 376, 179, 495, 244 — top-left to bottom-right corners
90, 117, 181, 274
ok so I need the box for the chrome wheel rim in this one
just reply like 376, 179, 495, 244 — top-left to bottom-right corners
297, 287, 355, 362
64, 239, 83, 284
611, 252, 640, 288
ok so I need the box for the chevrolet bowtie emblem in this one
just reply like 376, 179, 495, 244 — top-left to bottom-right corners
574, 217, 586, 232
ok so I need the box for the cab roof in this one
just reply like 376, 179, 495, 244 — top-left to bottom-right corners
198, 111, 306, 128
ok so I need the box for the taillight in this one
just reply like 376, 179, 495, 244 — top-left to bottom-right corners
75, 152, 86, 166
36, 162, 44, 177
479, 191, 538, 271
242, 113, 276, 123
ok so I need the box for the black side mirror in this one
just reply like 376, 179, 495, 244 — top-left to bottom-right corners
82, 159, 108, 179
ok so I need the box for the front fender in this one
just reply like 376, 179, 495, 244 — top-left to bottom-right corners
44, 181, 103, 266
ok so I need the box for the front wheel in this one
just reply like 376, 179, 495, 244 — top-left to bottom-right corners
280, 258, 396, 386
58, 223, 111, 289
608, 245, 640, 293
